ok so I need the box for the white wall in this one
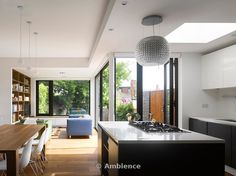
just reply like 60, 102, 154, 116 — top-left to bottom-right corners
210, 88, 236, 119
0, 57, 94, 125
179, 53, 219, 129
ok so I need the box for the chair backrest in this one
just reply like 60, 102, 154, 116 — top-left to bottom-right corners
19, 137, 33, 170
44, 127, 50, 144
35, 128, 47, 153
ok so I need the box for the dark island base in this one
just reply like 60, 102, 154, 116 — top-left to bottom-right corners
106, 142, 225, 176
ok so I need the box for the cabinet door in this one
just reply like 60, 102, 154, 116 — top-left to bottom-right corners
189, 118, 208, 135
98, 126, 102, 165
208, 122, 232, 166
108, 138, 118, 176
201, 52, 224, 89
232, 127, 236, 168
223, 54, 236, 88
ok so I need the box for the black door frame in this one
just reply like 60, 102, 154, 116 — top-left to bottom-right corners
164, 58, 178, 126
95, 62, 109, 126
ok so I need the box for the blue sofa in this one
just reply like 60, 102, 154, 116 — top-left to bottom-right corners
67, 117, 92, 138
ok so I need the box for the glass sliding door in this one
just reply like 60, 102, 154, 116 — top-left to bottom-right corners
115, 58, 137, 121
95, 74, 101, 129
101, 65, 109, 121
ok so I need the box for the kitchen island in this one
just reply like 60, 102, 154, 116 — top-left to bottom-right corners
98, 121, 224, 176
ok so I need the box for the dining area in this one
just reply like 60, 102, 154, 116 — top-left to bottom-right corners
0, 124, 48, 176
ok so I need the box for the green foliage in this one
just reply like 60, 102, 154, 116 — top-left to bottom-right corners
53, 80, 90, 115
116, 103, 134, 121
102, 62, 131, 108
39, 82, 49, 114
116, 62, 131, 89
102, 67, 109, 108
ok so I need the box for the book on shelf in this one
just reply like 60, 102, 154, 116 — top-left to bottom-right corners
12, 96, 18, 101
12, 104, 18, 112
18, 85, 23, 92
19, 96, 23, 101
13, 84, 19, 91
24, 96, 29, 101
24, 78, 29, 85
24, 87, 29, 93
18, 104, 23, 111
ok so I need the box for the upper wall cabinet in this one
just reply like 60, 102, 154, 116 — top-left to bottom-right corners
202, 45, 236, 89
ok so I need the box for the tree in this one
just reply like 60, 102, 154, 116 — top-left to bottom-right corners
102, 62, 131, 108
53, 80, 90, 114
116, 62, 131, 88
39, 82, 49, 113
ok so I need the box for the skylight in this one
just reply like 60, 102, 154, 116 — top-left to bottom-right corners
165, 23, 236, 43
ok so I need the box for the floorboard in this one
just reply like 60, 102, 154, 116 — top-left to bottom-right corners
25, 127, 100, 176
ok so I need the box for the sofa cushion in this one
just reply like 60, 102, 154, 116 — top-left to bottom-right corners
67, 117, 92, 137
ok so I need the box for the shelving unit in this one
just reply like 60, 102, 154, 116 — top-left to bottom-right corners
12, 69, 31, 123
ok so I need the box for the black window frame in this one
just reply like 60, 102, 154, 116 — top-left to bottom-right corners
36, 80, 91, 116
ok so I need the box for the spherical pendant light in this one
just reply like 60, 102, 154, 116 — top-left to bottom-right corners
135, 15, 169, 66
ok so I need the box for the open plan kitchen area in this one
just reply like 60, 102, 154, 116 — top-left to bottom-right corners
1, 0, 236, 176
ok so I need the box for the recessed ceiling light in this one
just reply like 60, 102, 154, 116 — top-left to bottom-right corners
121, 1, 128, 5
165, 23, 236, 43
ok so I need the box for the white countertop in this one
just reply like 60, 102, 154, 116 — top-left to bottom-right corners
98, 121, 224, 144
190, 117, 236, 127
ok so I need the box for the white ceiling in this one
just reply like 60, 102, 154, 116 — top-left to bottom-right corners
0, 0, 108, 58
2, 0, 236, 78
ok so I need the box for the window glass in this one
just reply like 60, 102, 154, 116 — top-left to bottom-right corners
37, 80, 90, 116
115, 58, 137, 121
53, 80, 90, 115
38, 81, 49, 114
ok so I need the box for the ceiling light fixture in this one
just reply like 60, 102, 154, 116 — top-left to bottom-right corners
17, 5, 24, 65
26, 21, 32, 71
121, 1, 128, 5
135, 15, 169, 66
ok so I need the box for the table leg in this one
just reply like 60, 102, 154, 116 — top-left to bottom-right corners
6, 150, 19, 176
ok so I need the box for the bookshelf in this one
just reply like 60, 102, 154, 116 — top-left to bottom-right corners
12, 69, 31, 123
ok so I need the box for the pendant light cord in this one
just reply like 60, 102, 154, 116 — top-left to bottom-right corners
34, 32, 38, 72
27, 21, 31, 58
17, 6, 23, 59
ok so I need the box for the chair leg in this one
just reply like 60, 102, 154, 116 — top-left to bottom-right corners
30, 162, 38, 176
19, 169, 25, 176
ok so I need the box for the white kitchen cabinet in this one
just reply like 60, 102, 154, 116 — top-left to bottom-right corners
201, 44, 236, 89
201, 50, 224, 89
222, 46, 236, 88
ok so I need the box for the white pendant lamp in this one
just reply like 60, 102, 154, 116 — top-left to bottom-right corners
135, 15, 169, 66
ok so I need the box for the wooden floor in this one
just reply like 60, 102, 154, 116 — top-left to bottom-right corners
25, 127, 100, 176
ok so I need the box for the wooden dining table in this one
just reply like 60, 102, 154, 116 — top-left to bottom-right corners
0, 124, 45, 176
